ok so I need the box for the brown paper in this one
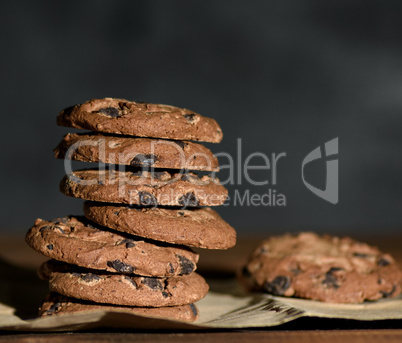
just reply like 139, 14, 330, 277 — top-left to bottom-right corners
1, 278, 402, 332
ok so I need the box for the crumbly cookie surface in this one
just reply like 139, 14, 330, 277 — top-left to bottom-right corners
41, 260, 209, 307
26, 216, 198, 277
241, 232, 402, 303
54, 133, 219, 171
39, 293, 199, 322
57, 98, 223, 143
60, 169, 227, 207
84, 202, 236, 249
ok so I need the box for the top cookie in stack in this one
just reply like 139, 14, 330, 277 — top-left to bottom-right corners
26, 97, 235, 322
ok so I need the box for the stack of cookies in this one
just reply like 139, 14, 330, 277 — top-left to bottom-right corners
26, 98, 236, 322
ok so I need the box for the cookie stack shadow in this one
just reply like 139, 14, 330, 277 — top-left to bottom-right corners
25, 98, 236, 322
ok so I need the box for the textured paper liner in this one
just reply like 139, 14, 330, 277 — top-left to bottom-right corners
1, 279, 402, 332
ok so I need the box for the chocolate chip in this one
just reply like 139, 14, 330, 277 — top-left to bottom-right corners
322, 267, 342, 289
138, 191, 157, 206
151, 171, 166, 180
378, 258, 391, 266
124, 276, 138, 288
131, 154, 158, 167
178, 211, 185, 216
81, 273, 101, 282
353, 252, 371, 258
99, 107, 122, 117
169, 263, 175, 274
46, 244, 53, 250
175, 141, 187, 149
183, 113, 196, 122
178, 192, 199, 207
45, 302, 62, 315
178, 255, 195, 275
39, 226, 52, 232
263, 276, 290, 296
189, 303, 198, 317
162, 291, 169, 298
107, 260, 135, 274
381, 285, 396, 298
142, 277, 163, 291
117, 239, 136, 248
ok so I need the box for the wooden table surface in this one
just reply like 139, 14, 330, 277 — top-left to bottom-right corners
1, 234, 402, 342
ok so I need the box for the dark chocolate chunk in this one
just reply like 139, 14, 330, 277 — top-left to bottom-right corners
162, 291, 169, 298
98, 107, 122, 117
117, 239, 136, 248
189, 303, 198, 317
46, 244, 53, 250
178, 192, 199, 207
178, 255, 195, 275
378, 257, 391, 266
39, 226, 52, 232
183, 113, 196, 122
178, 211, 185, 216
151, 171, 166, 180
130, 154, 158, 167
169, 263, 175, 274
107, 260, 135, 274
142, 277, 163, 291
175, 141, 187, 149
81, 273, 101, 282
322, 267, 342, 289
381, 285, 396, 298
124, 276, 138, 288
44, 302, 62, 315
138, 191, 157, 206
71, 272, 82, 277
263, 276, 290, 296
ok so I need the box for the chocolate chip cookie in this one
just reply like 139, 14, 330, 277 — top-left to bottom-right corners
84, 202, 236, 249
40, 260, 209, 307
241, 232, 402, 303
57, 98, 223, 143
39, 293, 199, 322
26, 216, 198, 277
60, 169, 227, 207
54, 133, 219, 171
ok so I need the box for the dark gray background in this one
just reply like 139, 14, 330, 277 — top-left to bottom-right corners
1, 0, 401, 236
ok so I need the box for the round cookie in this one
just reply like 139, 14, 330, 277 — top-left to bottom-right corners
54, 133, 219, 172
84, 202, 236, 249
39, 293, 199, 322
57, 98, 223, 143
40, 260, 209, 307
60, 169, 227, 207
241, 232, 402, 303
26, 216, 198, 277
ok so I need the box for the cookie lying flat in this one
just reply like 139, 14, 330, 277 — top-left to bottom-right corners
57, 98, 223, 143
40, 260, 209, 307
54, 133, 219, 171
26, 216, 198, 277
39, 293, 199, 322
60, 169, 227, 207
84, 202, 236, 249
241, 232, 402, 303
